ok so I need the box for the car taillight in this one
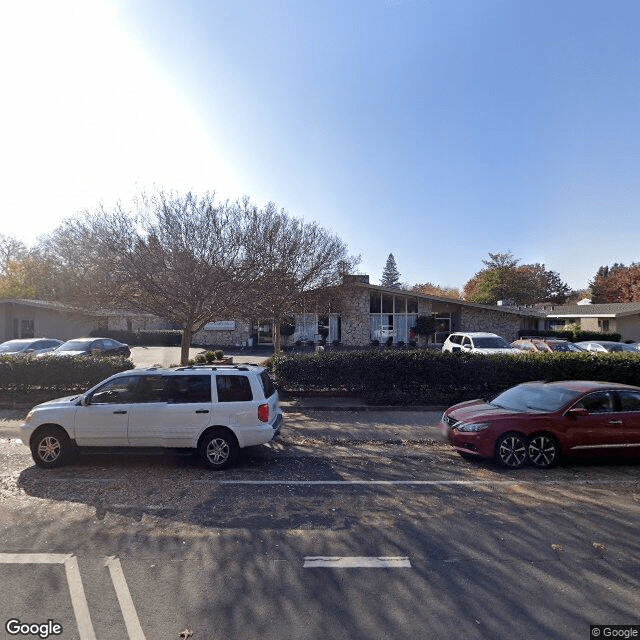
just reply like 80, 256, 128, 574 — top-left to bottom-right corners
258, 403, 269, 423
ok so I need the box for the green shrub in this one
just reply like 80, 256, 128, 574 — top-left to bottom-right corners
271, 350, 640, 405
214, 350, 224, 360
518, 329, 622, 342
0, 355, 134, 395
89, 329, 182, 346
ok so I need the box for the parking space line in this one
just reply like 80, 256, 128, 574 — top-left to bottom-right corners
64, 556, 97, 640
304, 556, 412, 568
105, 556, 147, 640
216, 479, 518, 486
0, 554, 96, 640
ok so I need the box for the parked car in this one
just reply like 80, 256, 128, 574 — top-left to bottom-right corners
372, 325, 395, 341
0, 338, 63, 356
21, 364, 283, 469
511, 338, 586, 353
575, 341, 639, 353
442, 380, 640, 469
45, 337, 131, 358
442, 332, 519, 354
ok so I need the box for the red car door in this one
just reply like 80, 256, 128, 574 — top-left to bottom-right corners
566, 390, 627, 454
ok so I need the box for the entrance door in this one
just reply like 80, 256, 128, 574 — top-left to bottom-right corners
258, 322, 273, 345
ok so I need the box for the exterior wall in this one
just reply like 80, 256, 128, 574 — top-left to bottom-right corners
579, 317, 600, 332
193, 322, 253, 348
340, 288, 371, 346
0, 302, 100, 342
106, 314, 172, 332
458, 306, 524, 342
614, 316, 640, 342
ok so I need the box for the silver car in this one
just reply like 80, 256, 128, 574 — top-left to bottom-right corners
0, 338, 63, 356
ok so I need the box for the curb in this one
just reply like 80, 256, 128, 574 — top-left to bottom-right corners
281, 404, 447, 413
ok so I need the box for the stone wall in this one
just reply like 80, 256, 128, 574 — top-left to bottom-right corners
193, 322, 253, 347
458, 306, 524, 342
340, 287, 371, 346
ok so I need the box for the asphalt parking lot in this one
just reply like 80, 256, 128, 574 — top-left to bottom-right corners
2, 405, 640, 639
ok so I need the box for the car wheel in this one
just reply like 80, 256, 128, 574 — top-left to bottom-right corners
30, 426, 71, 468
495, 433, 527, 469
527, 434, 559, 469
199, 430, 239, 470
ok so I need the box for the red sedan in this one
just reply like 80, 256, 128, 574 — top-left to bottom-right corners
441, 381, 640, 469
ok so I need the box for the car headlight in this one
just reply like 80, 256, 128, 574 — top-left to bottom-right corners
455, 422, 491, 432
24, 410, 34, 423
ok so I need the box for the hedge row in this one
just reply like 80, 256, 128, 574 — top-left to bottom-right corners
271, 350, 640, 405
517, 329, 622, 342
89, 329, 183, 346
0, 355, 134, 393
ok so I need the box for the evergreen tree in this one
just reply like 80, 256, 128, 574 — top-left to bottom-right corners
381, 253, 401, 288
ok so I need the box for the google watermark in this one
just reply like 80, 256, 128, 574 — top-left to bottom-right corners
5, 620, 63, 639
591, 627, 640, 638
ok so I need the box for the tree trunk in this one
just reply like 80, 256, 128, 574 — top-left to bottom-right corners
180, 325, 193, 365
273, 319, 281, 354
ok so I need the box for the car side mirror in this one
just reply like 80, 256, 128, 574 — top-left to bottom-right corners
565, 407, 588, 419
80, 395, 91, 406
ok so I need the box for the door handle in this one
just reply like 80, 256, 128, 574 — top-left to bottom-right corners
608, 419, 622, 425
195, 409, 209, 414
113, 410, 127, 415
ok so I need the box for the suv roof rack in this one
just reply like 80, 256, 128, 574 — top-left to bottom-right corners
173, 364, 258, 372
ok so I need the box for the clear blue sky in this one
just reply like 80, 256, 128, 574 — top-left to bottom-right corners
1, 0, 639, 291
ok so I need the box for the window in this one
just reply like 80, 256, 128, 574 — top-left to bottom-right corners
382, 294, 393, 313
91, 376, 140, 404
574, 392, 614, 414
134, 375, 167, 403
598, 319, 610, 332
407, 298, 418, 314
20, 320, 34, 339
369, 292, 381, 313
166, 375, 211, 404
259, 371, 276, 399
216, 375, 253, 402
395, 296, 406, 313
618, 391, 640, 412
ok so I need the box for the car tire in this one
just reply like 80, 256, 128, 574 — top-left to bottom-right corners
495, 432, 528, 469
527, 434, 559, 469
30, 426, 72, 468
199, 429, 239, 470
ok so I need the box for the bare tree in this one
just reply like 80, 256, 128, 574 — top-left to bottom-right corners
239, 199, 359, 353
41, 191, 245, 364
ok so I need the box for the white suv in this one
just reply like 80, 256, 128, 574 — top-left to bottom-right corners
442, 332, 519, 354
21, 365, 283, 470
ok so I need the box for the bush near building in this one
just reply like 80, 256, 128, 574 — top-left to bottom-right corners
517, 329, 622, 342
89, 329, 182, 346
272, 350, 640, 405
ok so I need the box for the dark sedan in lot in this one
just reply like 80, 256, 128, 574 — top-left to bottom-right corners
441, 381, 640, 469
45, 337, 131, 358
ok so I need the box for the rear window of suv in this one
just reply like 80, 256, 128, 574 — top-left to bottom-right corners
259, 371, 276, 398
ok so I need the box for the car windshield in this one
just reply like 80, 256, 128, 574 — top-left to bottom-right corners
57, 340, 91, 351
0, 340, 32, 352
489, 384, 582, 412
473, 337, 510, 348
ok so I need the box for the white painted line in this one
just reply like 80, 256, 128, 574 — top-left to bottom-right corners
105, 556, 147, 640
216, 479, 518, 486
0, 553, 72, 564
64, 556, 98, 640
304, 556, 412, 568
0, 554, 96, 640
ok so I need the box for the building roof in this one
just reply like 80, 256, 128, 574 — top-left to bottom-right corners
355, 282, 545, 317
545, 302, 640, 318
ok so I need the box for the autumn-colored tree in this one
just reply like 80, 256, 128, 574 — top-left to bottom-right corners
463, 252, 569, 305
591, 263, 640, 303
412, 282, 461, 299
